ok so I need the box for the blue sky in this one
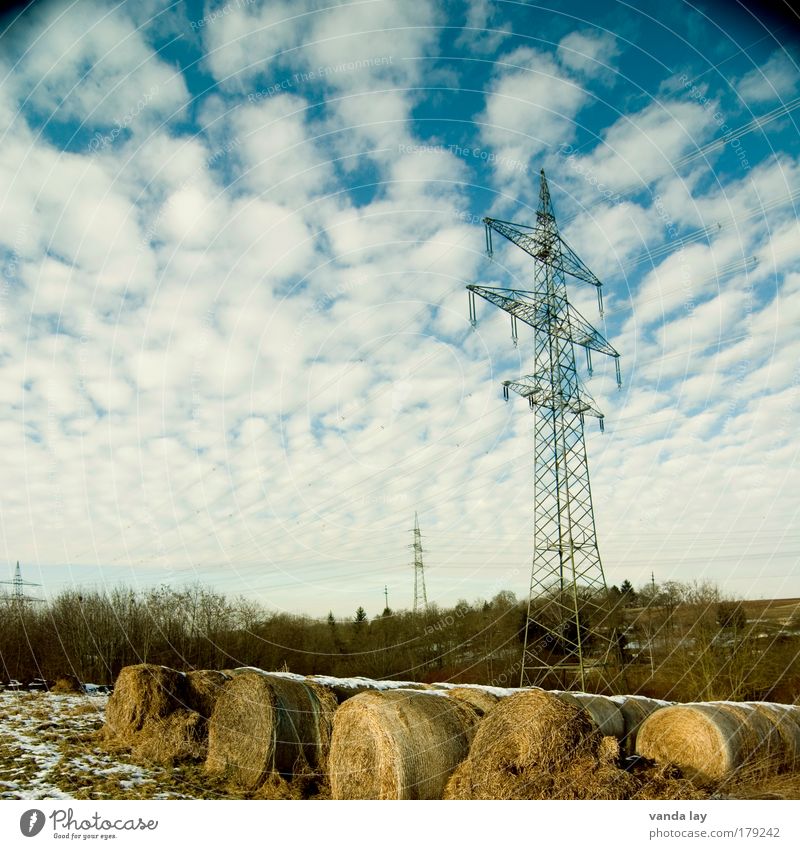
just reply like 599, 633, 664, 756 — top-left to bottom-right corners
0, 0, 799, 616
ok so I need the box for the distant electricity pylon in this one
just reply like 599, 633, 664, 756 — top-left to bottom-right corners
468, 170, 621, 691
411, 512, 428, 613
0, 561, 43, 606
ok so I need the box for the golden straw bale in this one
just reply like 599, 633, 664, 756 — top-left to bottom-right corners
51, 675, 82, 694
554, 692, 625, 739
329, 689, 480, 799
131, 709, 207, 764
610, 695, 671, 756
636, 702, 784, 784
205, 669, 338, 790
103, 664, 187, 741
752, 703, 800, 770
185, 670, 232, 719
718, 702, 783, 765
447, 687, 501, 716
444, 689, 634, 800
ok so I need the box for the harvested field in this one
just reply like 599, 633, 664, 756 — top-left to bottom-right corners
6, 664, 799, 801
329, 689, 479, 799
205, 669, 338, 791
0, 691, 238, 800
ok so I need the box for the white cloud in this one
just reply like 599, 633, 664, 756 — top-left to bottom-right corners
200, 0, 309, 90
736, 50, 800, 104
202, 0, 440, 93
1, 4, 799, 612
480, 46, 587, 176
6, 1, 189, 129
557, 29, 619, 78
576, 98, 716, 192
296, 0, 441, 89
454, 0, 511, 55
223, 93, 336, 205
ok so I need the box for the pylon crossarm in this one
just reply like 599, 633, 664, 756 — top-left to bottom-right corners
467, 285, 619, 366
483, 217, 603, 291
564, 303, 619, 359
555, 232, 604, 290
467, 285, 544, 328
502, 377, 605, 419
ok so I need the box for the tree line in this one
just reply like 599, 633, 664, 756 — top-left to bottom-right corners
0, 579, 797, 702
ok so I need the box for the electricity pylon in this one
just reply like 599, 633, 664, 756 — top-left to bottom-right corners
468, 170, 621, 691
0, 561, 43, 606
411, 512, 428, 613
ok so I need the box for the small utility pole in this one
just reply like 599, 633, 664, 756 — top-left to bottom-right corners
411, 513, 428, 613
0, 561, 43, 607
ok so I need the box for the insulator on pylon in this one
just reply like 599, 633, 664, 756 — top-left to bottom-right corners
528, 396, 534, 409
485, 222, 493, 257
599, 416, 605, 433
586, 347, 593, 376
615, 357, 622, 388
597, 286, 604, 317
511, 314, 518, 347
502, 381, 510, 401
468, 289, 477, 328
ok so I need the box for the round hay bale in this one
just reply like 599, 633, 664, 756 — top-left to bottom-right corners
446, 687, 500, 716
555, 692, 625, 739
444, 689, 634, 800
51, 675, 82, 694
718, 702, 783, 765
752, 703, 800, 769
185, 670, 232, 719
104, 664, 187, 741
205, 670, 338, 790
329, 689, 480, 799
610, 695, 672, 756
636, 702, 784, 783
131, 709, 207, 764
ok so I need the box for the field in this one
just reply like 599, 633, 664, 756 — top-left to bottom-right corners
3, 679, 800, 801
0, 692, 237, 800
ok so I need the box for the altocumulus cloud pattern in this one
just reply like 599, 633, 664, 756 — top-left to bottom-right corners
0, 0, 798, 615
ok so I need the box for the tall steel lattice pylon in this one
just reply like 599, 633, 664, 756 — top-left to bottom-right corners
468, 170, 622, 691
411, 512, 428, 613
0, 561, 43, 606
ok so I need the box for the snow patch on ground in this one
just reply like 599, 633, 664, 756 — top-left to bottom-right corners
0, 691, 188, 800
